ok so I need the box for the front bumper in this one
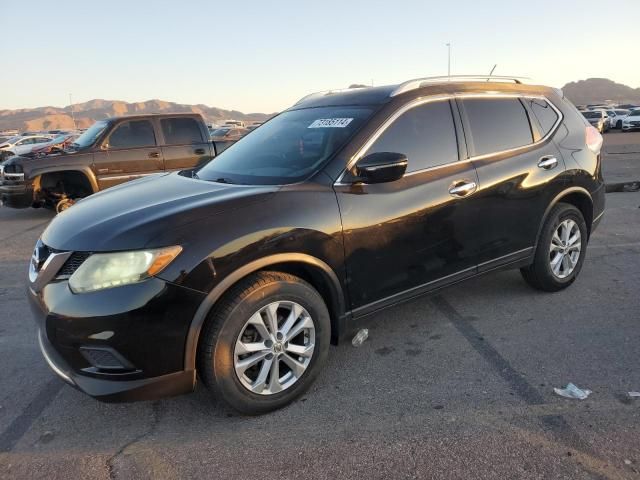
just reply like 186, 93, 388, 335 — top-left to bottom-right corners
29, 275, 206, 402
37, 328, 196, 401
0, 180, 33, 208
622, 124, 640, 131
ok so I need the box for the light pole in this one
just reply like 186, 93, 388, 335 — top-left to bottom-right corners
69, 93, 77, 130
446, 43, 451, 78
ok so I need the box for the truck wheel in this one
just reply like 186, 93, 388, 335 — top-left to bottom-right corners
55, 198, 75, 213
197, 271, 330, 414
521, 203, 588, 292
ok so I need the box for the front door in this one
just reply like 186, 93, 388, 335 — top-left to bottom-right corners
335, 99, 480, 315
93, 119, 164, 190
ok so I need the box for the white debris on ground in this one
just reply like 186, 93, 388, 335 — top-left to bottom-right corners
628, 392, 640, 398
553, 383, 592, 400
351, 329, 369, 347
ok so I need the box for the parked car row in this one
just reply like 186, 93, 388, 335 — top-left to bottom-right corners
578, 104, 640, 132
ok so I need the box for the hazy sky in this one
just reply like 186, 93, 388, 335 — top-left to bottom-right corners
2, 0, 638, 113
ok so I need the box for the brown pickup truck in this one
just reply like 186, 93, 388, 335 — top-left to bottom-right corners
0, 113, 215, 212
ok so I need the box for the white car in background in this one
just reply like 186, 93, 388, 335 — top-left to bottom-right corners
608, 109, 630, 129
621, 109, 640, 132
0, 135, 53, 158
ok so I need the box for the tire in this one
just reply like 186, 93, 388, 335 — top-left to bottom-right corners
520, 203, 588, 292
197, 271, 330, 415
616, 120, 622, 129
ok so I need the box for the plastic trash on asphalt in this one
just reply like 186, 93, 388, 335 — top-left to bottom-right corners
553, 383, 592, 400
352, 329, 369, 347
629, 392, 640, 398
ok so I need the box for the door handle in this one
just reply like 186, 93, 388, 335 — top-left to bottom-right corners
148, 151, 160, 159
538, 156, 558, 170
194, 148, 205, 155
449, 180, 477, 198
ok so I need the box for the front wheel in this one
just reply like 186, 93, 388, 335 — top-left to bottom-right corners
197, 271, 330, 414
521, 203, 588, 292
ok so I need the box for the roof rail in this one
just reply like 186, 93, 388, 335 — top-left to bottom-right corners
390, 75, 530, 97
294, 86, 369, 105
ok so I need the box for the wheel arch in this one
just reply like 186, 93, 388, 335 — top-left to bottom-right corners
34, 167, 99, 194
184, 253, 346, 372
535, 187, 594, 249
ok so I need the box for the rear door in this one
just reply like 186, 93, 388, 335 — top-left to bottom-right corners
458, 95, 565, 270
159, 116, 214, 172
93, 119, 164, 189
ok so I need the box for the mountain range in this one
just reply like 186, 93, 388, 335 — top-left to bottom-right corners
1, 78, 638, 132
0, 99, 274, 132
561, 78, 640, 105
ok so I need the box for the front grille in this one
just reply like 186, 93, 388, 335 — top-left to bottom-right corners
56, 252, 91, 278
631, 121, 640, 126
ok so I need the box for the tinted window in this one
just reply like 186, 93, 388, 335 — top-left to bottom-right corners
462, 98, 533, 156
582, 111, 603, 119
367, 100, 458, 172
109, 120, 156, 148
528, 99, 560, 135
161, 117, 204, 145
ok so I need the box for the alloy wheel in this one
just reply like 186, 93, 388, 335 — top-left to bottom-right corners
234, 301, 315, 395
549, 219, 581, 279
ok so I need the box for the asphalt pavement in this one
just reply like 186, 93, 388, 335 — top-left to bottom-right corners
0, 132, 639, 479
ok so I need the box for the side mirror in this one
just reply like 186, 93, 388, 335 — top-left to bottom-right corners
353, 152, 408, 184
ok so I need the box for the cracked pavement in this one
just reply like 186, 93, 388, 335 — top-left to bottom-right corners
0, 132, 639, 479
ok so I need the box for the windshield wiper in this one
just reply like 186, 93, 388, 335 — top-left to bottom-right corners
215, 177, 235, 184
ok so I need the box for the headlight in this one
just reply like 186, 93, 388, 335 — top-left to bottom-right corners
68, 246, 182, 293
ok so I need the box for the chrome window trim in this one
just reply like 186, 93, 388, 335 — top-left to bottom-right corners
334, 93, 564, 186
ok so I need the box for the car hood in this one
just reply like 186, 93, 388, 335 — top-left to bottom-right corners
42, 172, 279, 251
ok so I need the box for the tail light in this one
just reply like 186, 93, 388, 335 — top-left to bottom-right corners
585, 126, 603, 154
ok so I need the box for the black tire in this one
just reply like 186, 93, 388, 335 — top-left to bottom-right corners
197, 271, 330, 415
520, 203, 588, 292
616, 120, 622, 129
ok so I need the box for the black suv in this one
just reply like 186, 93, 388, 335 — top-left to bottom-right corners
28, 77, 605, 414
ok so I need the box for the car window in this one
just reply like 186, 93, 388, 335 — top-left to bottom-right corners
108, 120, 156, 149
463, 98, 533, 156
160, 117, 204, 145
366, 100, 458, 172
527, 99, 560, 137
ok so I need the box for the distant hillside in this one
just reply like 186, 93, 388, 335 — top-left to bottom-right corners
561, 78, 640, 105
0, 99, 274, 132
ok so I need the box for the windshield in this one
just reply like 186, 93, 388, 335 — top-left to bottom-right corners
2, 136, 22, 145
211, 128, 230, 137
615, 110, 629, 115
197, 106, 374, 185
582, 111, 602, 119
630, 110, 640, 117
70, 120, 109, 150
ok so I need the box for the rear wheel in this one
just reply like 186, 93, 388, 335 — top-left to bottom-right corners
197, 271, 330, 414
521, 203, 588, 292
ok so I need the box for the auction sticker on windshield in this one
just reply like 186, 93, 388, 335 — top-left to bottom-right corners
308, 118, 353, 128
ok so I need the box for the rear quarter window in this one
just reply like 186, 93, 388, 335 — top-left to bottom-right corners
527, 99, 560, 136
462, 98, 533, 157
